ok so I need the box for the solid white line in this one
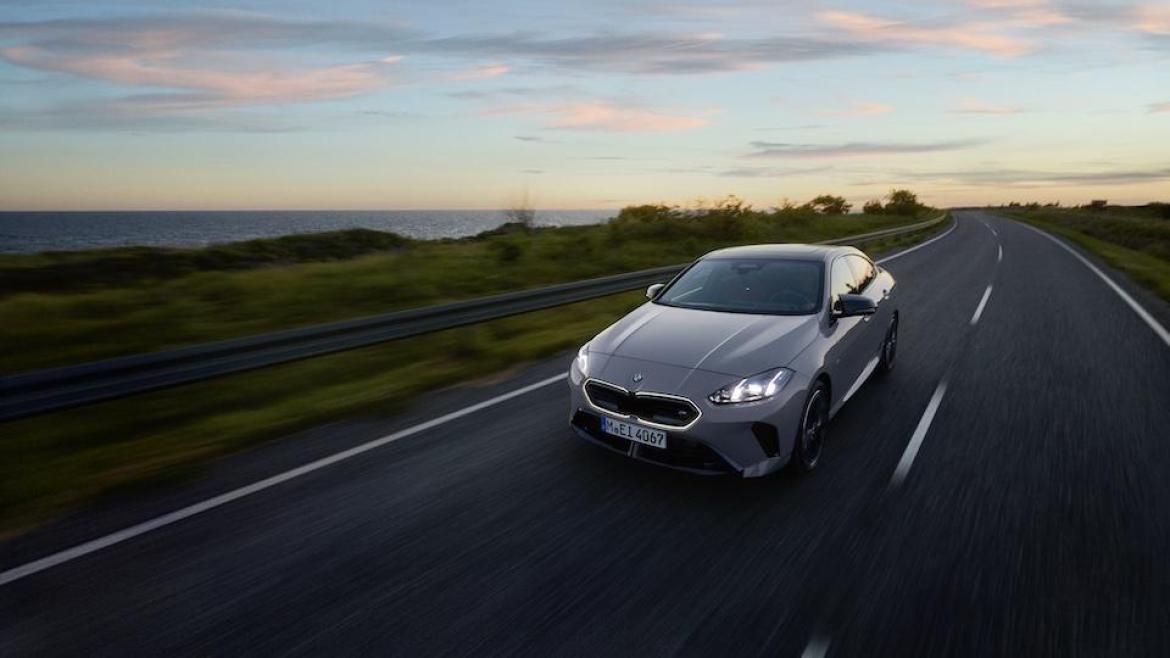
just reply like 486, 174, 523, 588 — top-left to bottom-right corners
1015, 222, 1170, 348
997, 244, 1003, 263
876, 216, 958, 265
890, 379, 948, 487
802, 635, 832, 658
970, 285, 993, 325
0, 373, 568, 587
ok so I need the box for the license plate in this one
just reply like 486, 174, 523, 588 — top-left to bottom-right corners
600, 416, 667, 449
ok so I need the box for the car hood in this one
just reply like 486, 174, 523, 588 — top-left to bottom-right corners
588, 302, 820, 377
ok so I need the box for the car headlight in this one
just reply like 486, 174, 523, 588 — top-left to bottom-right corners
576, 344, 590, 375
708, 368, 794, 404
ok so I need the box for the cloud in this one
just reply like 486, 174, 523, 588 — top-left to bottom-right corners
452, 63, 509, 80
717, 165, 832, 178
901, 166, 1170, 187
2, 45, 394, 107
951, 99, 1022, 114
547, 103, 709, 132
747, 139, 985, 159
1148, 101, 1170, 113
817, 10, 1035, 57
1132, 4, 1170, 34
415, 30, 880, 74
491, 102, 711, 132
514, 135, 543, 142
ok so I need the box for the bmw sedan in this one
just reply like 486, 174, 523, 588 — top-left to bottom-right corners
568, 244, 898, 477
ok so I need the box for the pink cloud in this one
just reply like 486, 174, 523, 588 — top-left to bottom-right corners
453, 63, 510, 80
485, 102, 710, 132
548, 103, 709, 132
1149, 101, 1170, 114
1132, 4, 1170, 34
951, 99, 1022, 114
1, 45, 393, 107
818, 10, 1035, 57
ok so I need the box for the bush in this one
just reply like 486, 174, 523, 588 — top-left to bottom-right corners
862, 200, 885, 215
806, 194, 851, 215
885, 189, 922, 216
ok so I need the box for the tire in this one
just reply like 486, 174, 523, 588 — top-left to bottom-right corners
792, 381, 829, 473
877, 315, 898, 375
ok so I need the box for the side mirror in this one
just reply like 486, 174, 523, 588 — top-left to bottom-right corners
834, 293, 876, 318
646, 283, 665, 300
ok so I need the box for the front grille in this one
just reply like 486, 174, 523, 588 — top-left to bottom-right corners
571, 410, 731, 474
584, 381, 699, 428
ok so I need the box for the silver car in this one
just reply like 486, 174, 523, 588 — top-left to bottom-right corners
568, 244, 898, 477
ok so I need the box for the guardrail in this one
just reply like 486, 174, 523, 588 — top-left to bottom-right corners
0, 213, 948, 421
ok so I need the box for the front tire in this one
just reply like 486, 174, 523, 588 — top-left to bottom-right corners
792, 381, 829, 473
878, 315, 898, 375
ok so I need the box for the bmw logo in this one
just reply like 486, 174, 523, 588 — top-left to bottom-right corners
632, 373, 644, 383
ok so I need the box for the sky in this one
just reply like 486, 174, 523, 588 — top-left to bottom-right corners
0, 0, 1168, 211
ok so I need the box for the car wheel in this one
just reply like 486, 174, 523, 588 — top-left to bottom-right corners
878, 315, 898, 375
793, 381, 828, 473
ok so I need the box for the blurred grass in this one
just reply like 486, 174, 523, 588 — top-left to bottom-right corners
0, 204, 932, 373
0, 205, 944, 535
1004, 205, 1170, 302
0, 292, 646, 536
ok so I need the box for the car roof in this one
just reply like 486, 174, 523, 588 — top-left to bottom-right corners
701, 243, 860, 262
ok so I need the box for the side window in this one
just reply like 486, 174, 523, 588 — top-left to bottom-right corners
846, 255, 876, 292
828, 258, 856, 311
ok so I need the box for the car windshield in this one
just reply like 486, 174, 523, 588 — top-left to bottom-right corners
655, 258, 823, 315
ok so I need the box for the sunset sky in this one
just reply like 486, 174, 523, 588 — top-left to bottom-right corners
1, 0, 1168, 210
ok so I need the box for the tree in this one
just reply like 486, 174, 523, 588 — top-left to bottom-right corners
885, 189, 921, 215
807, 194, 852, 215
862, 199, 885, 215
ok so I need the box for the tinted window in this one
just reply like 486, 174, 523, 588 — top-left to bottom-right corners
846, 255, 876, 292
656, 258, 823, 315
829, 258, 857, 312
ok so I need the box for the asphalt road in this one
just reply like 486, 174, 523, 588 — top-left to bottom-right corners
3, 211, 1169, 656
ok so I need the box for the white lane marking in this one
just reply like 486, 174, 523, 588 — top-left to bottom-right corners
970, 285, 993, 326
802, 635, 831, 658
0, 373, 568, 587
839, 355, 880, 407
876, 216, 958, 265
1015, 222, 1170, 348
997, 244, 1003, 263
890, 379, 949, 487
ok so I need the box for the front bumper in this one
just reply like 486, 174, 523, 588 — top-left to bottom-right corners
567, 356, 809, 478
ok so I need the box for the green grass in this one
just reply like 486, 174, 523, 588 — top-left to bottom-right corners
0, 208, 946, 536
1002, 205, 1170, 302
0, 204, 934, 374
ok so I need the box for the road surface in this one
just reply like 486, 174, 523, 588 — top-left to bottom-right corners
3, 211, 1169, 656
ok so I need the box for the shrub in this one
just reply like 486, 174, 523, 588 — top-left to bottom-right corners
862, 200, 885, 215
885, 189, 922, 216
806, 194, 852, 215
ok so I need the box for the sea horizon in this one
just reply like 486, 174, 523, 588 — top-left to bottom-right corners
0, 208, 617, 254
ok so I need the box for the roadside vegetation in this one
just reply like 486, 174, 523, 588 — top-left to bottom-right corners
0, 191, 944, 535
0, 192, 936, 374
1001, 202, 1170, 302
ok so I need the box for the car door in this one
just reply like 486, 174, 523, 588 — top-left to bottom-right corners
823, 256, 869, 406
845, 254, 888, 358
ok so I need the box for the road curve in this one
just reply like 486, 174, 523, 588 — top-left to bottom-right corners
3, 211, 1169, 656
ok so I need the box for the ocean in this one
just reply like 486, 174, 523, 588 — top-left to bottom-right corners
0, 209, 617, 254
